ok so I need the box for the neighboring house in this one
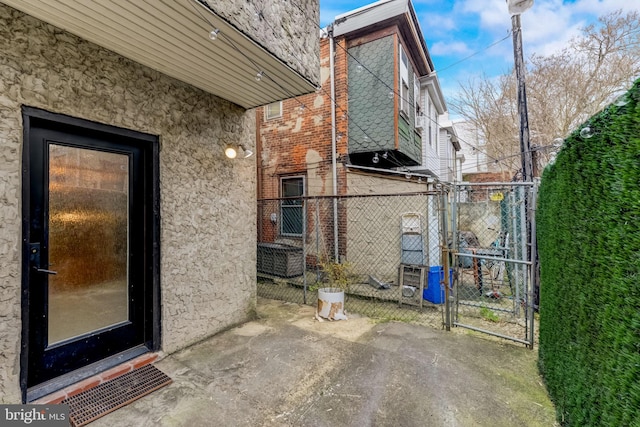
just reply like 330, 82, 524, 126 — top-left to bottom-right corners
256, 0, 457, 272
454, 119, 517, 181
411, 111, 462, 182
0, 0, 318, 403
454, 119, 489, 175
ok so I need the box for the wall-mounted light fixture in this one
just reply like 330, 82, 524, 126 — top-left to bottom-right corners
225, 144, 254, 159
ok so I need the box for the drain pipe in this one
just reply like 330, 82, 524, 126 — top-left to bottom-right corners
329, 25, 339, 261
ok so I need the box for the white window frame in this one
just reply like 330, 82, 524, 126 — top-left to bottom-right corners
426, 96, 433, 147
399, 45, 409, 116
413, 74, 420, 120
265, 101, 283, 120
280, 176, 305, 237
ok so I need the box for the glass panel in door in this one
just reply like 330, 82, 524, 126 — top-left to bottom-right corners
47, 144, 129, 344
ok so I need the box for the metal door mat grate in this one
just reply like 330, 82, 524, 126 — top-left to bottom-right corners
62, 364, 172, 426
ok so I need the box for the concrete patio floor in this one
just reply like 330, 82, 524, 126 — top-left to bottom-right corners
92, 298, 557, 427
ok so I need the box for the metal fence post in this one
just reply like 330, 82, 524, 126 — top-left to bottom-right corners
315, 198, 320, 283
518, 186, 527, 316
528, 182, 538, 348
303, 199, 307, 305
439, 187, 451, 331
451, 184, 458, 327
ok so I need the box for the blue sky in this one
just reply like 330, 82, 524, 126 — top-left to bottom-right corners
319, 0, 637, 111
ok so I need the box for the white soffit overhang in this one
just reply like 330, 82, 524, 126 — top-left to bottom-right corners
2, 0, 317, 109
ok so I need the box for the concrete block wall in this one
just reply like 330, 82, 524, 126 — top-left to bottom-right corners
0, 4, 265, 402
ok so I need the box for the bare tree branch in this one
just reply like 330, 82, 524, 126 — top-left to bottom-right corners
451, 10, 640, 175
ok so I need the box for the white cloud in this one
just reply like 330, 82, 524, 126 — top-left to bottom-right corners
459, 0, 513, 33
456, 0, 631, 62
571, 0, 639, 15
519, 0, 632, 59
420, 12, 457, 35
430, 40, 472, 56
522, 2, 569, 42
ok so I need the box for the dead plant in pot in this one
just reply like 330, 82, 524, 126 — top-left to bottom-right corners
315, 257, 355, 321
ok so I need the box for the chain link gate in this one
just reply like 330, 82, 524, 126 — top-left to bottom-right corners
448, 182, 537, 347
257, 192, 451, 328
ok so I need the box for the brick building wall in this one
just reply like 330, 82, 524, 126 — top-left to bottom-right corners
257, 36, 349, 259
462, 171, 514, 202
258, 38, 348, 200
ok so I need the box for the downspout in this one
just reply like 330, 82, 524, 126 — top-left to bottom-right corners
329, 25, 339, 261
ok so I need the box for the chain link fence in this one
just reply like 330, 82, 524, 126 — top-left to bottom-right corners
450, 182, 536, 346
257, 192, 448, 327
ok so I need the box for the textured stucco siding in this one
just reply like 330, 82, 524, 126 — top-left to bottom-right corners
206, 0, 320, 85
0, 4, 259, 402
345, 172, 430, 283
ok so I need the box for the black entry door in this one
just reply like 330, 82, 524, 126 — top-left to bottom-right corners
22, 107, 159, 389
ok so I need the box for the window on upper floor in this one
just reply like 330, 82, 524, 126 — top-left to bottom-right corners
426, 97, 432, 147
399, 45, 409, 117
280, 176, 305, 236
414, 76, 420, 114
265, 102, 282, 120
434, 115, 439, 153
400, 81, 410, 116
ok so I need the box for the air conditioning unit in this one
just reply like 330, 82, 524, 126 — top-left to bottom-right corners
257, 243, 303, 277
415, 115, 425, 131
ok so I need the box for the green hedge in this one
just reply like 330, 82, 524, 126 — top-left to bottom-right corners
537, 79, 640, 426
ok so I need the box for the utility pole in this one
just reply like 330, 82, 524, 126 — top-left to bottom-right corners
511, 13, 534, 182
508, 0, 539, 332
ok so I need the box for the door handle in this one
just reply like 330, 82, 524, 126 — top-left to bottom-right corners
28, 242, 57, 275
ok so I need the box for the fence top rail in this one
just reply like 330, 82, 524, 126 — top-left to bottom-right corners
456, 181, 535, 187
451, 252, 532, 265
258, 191, 441, 202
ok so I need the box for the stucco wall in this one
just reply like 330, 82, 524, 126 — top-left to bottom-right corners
0, 4, 258, 402
206, 0, 320, 84
345, 172, 432, 283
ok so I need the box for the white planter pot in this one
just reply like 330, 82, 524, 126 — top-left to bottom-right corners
317, 287, 347, 320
